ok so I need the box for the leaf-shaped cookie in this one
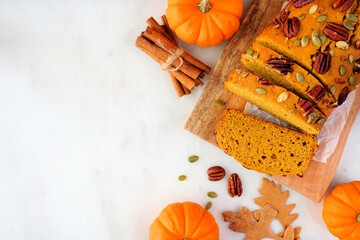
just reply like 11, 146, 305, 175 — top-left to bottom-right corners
223, 203, 295, 240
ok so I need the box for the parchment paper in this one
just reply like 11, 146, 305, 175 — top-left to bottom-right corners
244, 91, 356, 163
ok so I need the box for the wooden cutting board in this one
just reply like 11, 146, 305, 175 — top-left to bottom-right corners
184, 0, 360, 202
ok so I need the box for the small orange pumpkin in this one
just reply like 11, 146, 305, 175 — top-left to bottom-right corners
166, 0, 243, 47
322, 181, 360, 240
149, 201, 220, 240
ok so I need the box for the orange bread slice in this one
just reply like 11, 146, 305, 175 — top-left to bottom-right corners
241, 43, 336, 117
215, 109, 318, 175
225, 70, 326, 134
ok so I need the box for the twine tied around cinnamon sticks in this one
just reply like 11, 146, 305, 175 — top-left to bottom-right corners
135, 16, 211, 97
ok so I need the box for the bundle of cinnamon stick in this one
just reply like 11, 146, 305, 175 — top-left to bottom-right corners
136, 16, 211, 97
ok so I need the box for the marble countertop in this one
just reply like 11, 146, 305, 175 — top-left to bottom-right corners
0, 0, 359, 239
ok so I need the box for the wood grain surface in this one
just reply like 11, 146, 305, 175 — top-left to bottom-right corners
184, 0, 360, 202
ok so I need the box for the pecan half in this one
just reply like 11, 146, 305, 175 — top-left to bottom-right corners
257, 76, 274, 85
307, 85, 327, 102
283, 17, 300, 38
355, 40, 360, 49
293, 0, 315, 8
228, 173, 242, 198
353, 58, 360, 74
333, 0, 354, 12
273, 9, 290, 25
338, 87, 350, 105
265, 58, 295, 75
314, 52, 331, 74
207, 166, 226, 181
299, 99, 316, 116
323, 22, 349, 41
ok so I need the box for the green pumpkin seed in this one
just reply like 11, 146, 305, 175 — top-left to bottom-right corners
207, 191, 218, 198
309, 5, 318, 14
312, 36, 322, 47
309, 112, 318, 118
253, 52, 259, 59
299, 14, 305, 20
330, 85, 337, 95
241, 71, 249, 77
336, 41, 349, 50
188, 155, 199, 163
330, 50, 335, 56
319, 34, 327, 45
307, 116, 315, 124
312, 29, 319, 38
214, 99, 225, 106
178, 175, 187, 181
256, 88, 267, 95
349, 76, 356, 86
343, 21, 354, 31
236, 69, 242, 74
205, 201, 212, 210
246, 48, 254, 57
328, 92, 332, 98
317, 15, 327, 23
294, 39, 301, 47
340, 65, 346, 76
296, 72, 304, 82
273, 24, 280, 29
349, 54, 354, 64
301, 36, 309, 47
346, 13, 358, 23
317, 118, 326, 125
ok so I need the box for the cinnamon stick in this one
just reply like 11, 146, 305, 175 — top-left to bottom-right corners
139, 33, 202, 80
146, 17, 168, 36
183, 86, 191, 95
136, 36, 196, 90
169, 74, 185, 97
194, 78, 204, 87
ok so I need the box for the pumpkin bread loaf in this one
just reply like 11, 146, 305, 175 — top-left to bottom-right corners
241, 43, 335, 117
225, 69, 326, 134
215, 109, 318, 175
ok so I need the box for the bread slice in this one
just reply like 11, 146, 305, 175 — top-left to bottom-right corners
225, 69, 326, 134
215, 109, 318, 175
241, 43, 335, 117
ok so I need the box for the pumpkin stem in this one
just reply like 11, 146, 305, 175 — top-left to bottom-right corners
198, 0, 211, 13
357, 214, 360, 222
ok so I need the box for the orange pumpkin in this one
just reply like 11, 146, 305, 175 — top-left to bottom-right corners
149, 201, 220, 240
166, 0, 243, 47
322, 181, 360, 240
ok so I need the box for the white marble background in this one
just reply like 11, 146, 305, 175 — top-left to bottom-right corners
0, 0, 359, 239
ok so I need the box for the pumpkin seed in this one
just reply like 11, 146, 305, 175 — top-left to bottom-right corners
346, 13, 358, 23
299, 14, 305, 20
336, 41, 349, 50
312, 29, 319, 38
349, 54, 354, 64
294, 39, 301, 47
240, 72, 248, 78
317, 117, 326, 125
236, 69, 242, 74
277, 91, 290, 103
253, 52, 259, 59
309, 5, 318, 14
296, 72, 304, 82
309, 112, 318, 118
256, 88, 267, 95
301, 36, 309, 47
307, 116, 315, 124
330, 50, 335, 56
349, 76, 356, 86
312, 36, 322, 47
340, 65, 346, 76
178, 175, 187, 181
330, 85, 337, 95
205, 201, 212, 210
273, 24, 280, 29
246, 48, 254, 57
188, 155, 199, 163
328, 92, 332, 98
214, 99, 225, 106
207, 191, 218, 198
319, 34, 327, 45
343, 21, 354, 31
317, 15, 327, 23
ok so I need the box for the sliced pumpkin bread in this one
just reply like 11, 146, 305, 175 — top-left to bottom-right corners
215, 109, 318, 175
225, 69, 326, 134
